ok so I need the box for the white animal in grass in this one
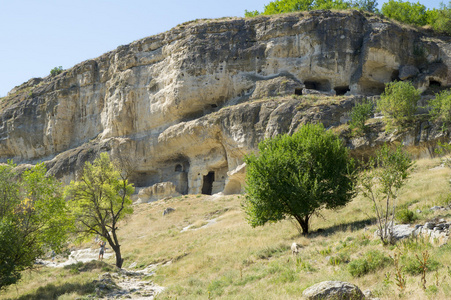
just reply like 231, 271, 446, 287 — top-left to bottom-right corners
291, 242, 302, 256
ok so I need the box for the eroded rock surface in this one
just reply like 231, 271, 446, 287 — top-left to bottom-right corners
1, 11, 450, 197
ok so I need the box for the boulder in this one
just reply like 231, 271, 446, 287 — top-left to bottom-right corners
302, 281, 364, 300
399, 65, 419, 80
391, 224, 415, 240
163, 207, 175, 216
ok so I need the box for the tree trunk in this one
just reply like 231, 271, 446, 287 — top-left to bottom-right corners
113, 246, 123, 268
297, 216, 309, 236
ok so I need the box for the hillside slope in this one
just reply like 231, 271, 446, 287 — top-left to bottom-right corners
2, 157, 451, 299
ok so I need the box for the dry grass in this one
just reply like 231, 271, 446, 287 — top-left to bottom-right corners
3, 157, 451, 299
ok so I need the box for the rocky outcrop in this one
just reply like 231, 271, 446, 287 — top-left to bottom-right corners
135, 182, 181, 203
302, 281, 365, 299
1, 10, 450, 198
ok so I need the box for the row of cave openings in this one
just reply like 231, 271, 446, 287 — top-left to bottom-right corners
293, 75, 442, 96
294, 79, 350, 96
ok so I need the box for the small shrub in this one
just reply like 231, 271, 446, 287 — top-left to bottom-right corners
429, 89, 451, 125
328, 252, 350, 266
348, 250, 391, 277
403, 253, 439, 276
50, 66, 64, 76
395, 208, 418, 224
377, 81, 420, 129
349, 99, 373, 134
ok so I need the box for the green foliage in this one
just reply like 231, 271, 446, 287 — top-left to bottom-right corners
65, 153, 134, 268
244, 0, 360, 16
0, 162, 69, 290
426, 2, 451, 35
244, 9, 260, 17
402, 251, 439, 275
381, 0, 428, 26
243, 123, 356, 235
377, 81, 420, 129
245, 0, 448, 35
349, 99, 374, 134
429, 89, 451, 125
50, 66, 63, 76
395, 208, 418, 223
360, 144, 413, 244
348, 250, 391, 277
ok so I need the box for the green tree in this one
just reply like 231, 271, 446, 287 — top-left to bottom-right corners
245, 0, 356, 16
377, 81, 420, 129
50, 66, 63, 76
429, 88, 451, 126
381, 0, 428, 26
65, 153, 134, 268
243, 123, 356, 235
349, 99, 374, 134
359, 144, 413, 245
426, 2, 451, 35
0, 162, 69, 290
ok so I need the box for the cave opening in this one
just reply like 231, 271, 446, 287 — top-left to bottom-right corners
201, 171, 215, 195
175, 164, 183, 172
334, 86, 350, 96
304, 81, 318, 90
303, 79, 331, 92
429, 80, 441, 87
391, 70, 400, 82
294, 88, 303, 95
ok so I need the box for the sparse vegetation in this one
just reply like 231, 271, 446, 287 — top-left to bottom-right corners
360, 144, 413, 245
245, 0, 449, 35
50, 66, 63, 76
377, 81, 420, 130
349, 98, 374, 134
348, 250, 391, 277
429, 88, 451, 126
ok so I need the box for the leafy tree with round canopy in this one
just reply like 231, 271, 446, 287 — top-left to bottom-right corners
0, 162, 69, 290
65, 153, 134, 268
243, 123, 356, 235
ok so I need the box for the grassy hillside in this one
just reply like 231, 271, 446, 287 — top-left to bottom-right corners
2, 158, 451, 299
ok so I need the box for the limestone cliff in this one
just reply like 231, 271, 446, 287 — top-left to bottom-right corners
1, 10, 450, 198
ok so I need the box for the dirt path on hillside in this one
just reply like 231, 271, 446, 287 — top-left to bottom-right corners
40, 248, 165, 299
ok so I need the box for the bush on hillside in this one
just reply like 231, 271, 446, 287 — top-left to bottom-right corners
348, 250, 391, 277
349, 99, 374, 134
50, 66, 63, 76
426, 2, 451, 35
377, 81, 420, 129
381, 0, 428, 26
429, 88, 451, 125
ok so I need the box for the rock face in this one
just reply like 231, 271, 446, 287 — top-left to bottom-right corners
302, 281, 364, 300
1, 11, 450, 198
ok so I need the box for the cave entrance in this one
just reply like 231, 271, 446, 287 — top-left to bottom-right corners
334, 86, 350, 95
175, 164, 183, 172
201, 171, 215, 195
294, 88, 303, 95
304, 81, 319, 90
304, 79, 331, 92
429, 80, 441, 87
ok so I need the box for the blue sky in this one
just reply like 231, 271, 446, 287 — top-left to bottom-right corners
0, 0, 442, 97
